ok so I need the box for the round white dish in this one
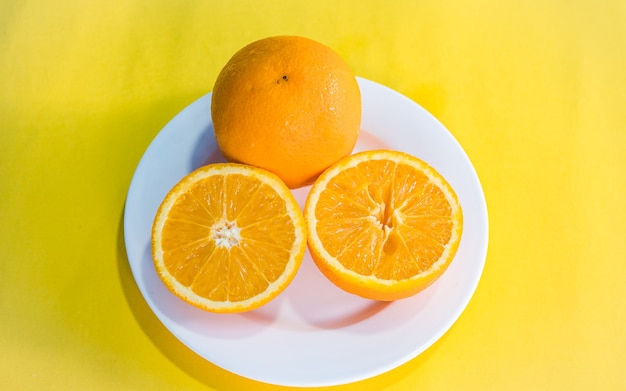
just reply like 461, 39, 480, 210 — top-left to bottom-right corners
123, 77, 489, 387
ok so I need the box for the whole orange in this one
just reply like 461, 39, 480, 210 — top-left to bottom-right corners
211, 36, 361, 188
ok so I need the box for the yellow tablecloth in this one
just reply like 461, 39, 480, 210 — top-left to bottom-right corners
2, 1, 625, 389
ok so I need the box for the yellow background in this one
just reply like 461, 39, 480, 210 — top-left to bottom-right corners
2, 0, 625, 390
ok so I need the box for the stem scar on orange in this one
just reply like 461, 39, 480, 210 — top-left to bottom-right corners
304, 150, 463, 301
211, 35, 361, 189
151, 163, 307, 313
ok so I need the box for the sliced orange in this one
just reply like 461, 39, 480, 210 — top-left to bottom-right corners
151, 163, 307, 313
304, 150, 463, 301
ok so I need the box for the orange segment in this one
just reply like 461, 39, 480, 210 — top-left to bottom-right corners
304, 150, 463, 301
152, 163, 307, 313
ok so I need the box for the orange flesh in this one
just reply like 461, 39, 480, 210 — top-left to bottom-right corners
160, 173, 296, 302
314, 160, 454, 280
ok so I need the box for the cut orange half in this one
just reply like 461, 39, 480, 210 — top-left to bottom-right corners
304, 150, 463, 301
151, 163, 307, 313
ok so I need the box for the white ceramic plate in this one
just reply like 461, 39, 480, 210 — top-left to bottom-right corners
124, 77, 488, 387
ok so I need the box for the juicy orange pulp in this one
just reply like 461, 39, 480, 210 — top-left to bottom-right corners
151, 163, 307, 313
304, 150, 463, 301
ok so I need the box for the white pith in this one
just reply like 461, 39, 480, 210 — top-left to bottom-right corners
211, 219, 241, 248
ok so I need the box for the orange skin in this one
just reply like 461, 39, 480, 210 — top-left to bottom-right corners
211, 36, 361, 188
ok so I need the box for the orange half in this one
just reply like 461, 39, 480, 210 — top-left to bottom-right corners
304, 150, 463, 301
151, 163, 307, 313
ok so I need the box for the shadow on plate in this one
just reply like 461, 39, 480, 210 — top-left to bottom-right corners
190, 122, 227, 169
238, 243, 438, 333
